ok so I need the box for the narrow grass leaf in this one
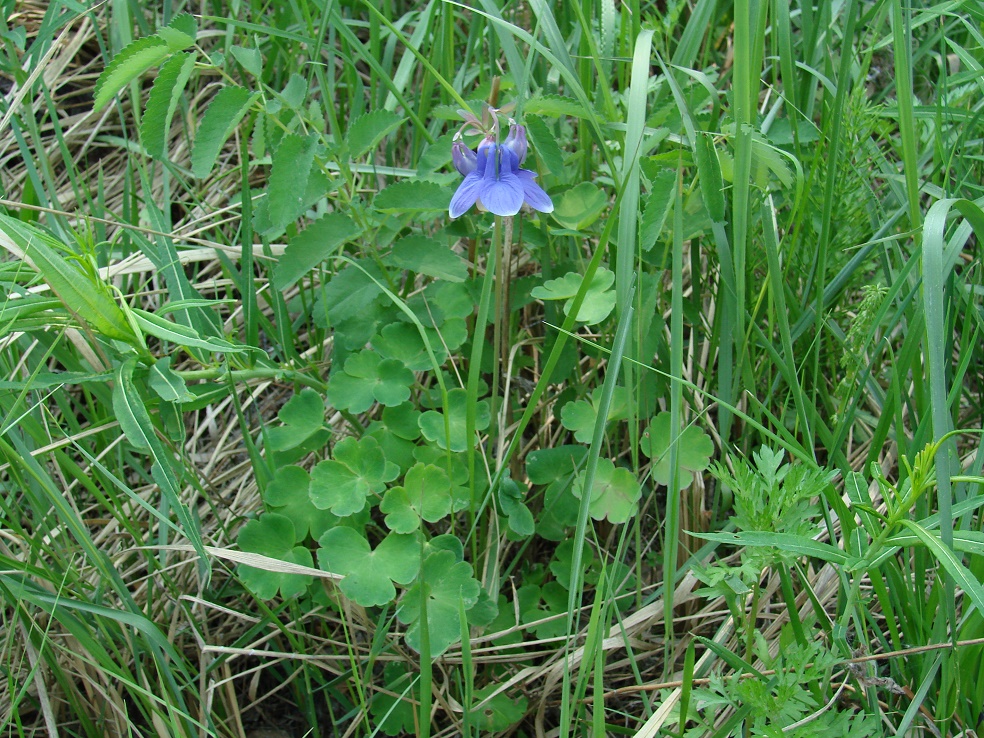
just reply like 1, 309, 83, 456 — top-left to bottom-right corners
0, 216, 134, 342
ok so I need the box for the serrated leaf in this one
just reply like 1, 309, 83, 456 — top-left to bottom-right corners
641, 413, 714, 491
266, 133, 318, 233
0, 216, 134, 342
273, 213, 358, 290
237, 513, 313, 599
374, 180, 451, 213
254, 168, 333, 238
131, 308, 244, 352
531, 267, 616, 325
94, 35, 171, 111
318, 527, 419, 607
321, 259, 384, 323
551, 182, 608, 231
228, 45, 262, 77
348, 110, 405, 159
639, 168, 676, 251
191, 85, 257, 178
694, 133, 725, 223
141, 51, 197, 160
157, 13, 197, 52
387, 235, 468, 282
524, 115, 564, 177
572, 458, 641, 524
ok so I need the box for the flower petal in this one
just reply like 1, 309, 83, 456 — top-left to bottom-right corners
516, 170, 554, 213
449, 172, 483, 218
477, 145, 524, 216
479, 172, 525, 216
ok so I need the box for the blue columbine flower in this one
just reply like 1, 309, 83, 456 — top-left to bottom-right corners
449, 124, 553, 219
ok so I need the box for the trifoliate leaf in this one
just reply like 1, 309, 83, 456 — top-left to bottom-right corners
551, 182, 608, 231
373, 321, 447, 371
318, 527, 419, 607
467, 684, 529, 732
265, 465, 339, 541
572, 458, 642, 524
418, 388, 490, 452
531, 267, 616, 324
237, 513, 313, 600
560, 385, 630, 442
398, 550, 481, 655
498, 477, 535, 537
266, 388, 326, 452
321, 260, 384, 324
380, 463, 459, 533
640, 412, 714, 491
309, 436, 398, 516
326, 350, 415, 414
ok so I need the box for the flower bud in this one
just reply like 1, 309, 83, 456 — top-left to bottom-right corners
452, 140, 478, 176
503, 124, 528, 164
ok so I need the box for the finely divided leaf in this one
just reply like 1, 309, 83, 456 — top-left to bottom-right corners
94, 35, 171, 111
191, 85, 257, 178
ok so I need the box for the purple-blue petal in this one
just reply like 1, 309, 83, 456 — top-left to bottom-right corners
516, 169, 554, 213
449, 172, 483, 218
479, 171, 525, 216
